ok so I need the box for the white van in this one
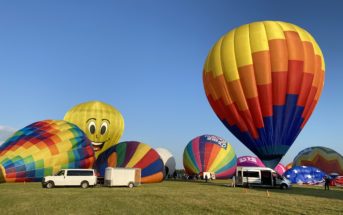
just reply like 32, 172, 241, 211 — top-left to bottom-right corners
104, 167, 141, 188
235, 166, 291, 189
42, 169, 97, 189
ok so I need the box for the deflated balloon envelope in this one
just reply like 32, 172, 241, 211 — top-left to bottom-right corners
95, 141, 164, 183
203, 21, 325, 168
284, 166, 326, 185
183, 135, 237, 179
0, 120, 95, 182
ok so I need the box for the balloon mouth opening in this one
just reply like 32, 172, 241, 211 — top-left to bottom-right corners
262, 158, 282, 169
91, 141, 106, 151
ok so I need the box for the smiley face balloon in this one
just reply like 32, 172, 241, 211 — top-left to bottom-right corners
64, 101, 124, 157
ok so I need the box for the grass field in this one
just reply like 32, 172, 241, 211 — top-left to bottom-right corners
1, 180, 343, 215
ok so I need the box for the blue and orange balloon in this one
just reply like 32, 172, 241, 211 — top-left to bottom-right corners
183, 135, 237, 179
203, 21, 325, 168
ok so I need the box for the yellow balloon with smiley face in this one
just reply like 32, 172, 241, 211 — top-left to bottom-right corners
64, 101, 124, 157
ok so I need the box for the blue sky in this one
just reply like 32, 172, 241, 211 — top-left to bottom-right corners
1, 0, 342, 168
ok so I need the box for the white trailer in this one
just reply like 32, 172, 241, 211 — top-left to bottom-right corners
104, 167, 141, 188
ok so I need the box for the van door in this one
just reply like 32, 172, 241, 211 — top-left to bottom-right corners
261, 170, 272, 185
53, 170, 66, 186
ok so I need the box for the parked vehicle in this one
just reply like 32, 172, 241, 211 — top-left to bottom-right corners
104, 167, 141, 188
235, 166, 291, 189
42, 169, 97, 189
201, 172, 216, 180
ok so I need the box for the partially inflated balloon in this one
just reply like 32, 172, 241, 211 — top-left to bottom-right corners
286, 162, 293, 170
203, 21, 325, 168
274, 163, 286, 175
183, 135, 237, 179
64, 101, 124, 157
237, 156, 264, 167
95, 141, 164, 183
293, 146, 343, 175
155, 148, 176, 177
0, 120, 95, 182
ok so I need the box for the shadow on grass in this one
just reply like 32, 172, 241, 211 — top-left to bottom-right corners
251, 185, 343, 201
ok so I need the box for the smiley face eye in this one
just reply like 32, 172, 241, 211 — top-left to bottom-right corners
100, 122, 108, 135
88, 121, 96, 134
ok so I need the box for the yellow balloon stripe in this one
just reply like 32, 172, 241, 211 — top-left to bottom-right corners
126, 144, 151, 167
264, 21, 285, 40
221, 30, 239, 81
235, 24, 253, 67
249, 22, 269, 53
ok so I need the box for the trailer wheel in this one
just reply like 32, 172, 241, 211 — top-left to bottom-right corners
128, 182, 134, 188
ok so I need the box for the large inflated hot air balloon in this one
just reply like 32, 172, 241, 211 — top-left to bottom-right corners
284, 166, 326, 185
0, 120, 95, 182
95, 141, 164, 183
183, 135, 237, 179
293, 146, 343, 175
64, 101, 124, 158
203, 21, 325, 168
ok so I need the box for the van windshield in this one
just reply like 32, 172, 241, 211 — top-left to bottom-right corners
55, 170, 65, 176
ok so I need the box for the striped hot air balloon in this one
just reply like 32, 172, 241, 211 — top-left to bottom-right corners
95, 141, 164, 183
293, 146, 343, 175
0, 120, 95, 183
183, 135, 237, 179
203, 21, 325, 168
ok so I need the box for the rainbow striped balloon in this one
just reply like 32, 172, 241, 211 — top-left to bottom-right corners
183, 135, 237, 179
293, 146, 343, 175
95, 141, 164, 183
0, 120, 95, 182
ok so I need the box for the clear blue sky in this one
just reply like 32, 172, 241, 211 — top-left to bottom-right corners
1, 0, 342, 168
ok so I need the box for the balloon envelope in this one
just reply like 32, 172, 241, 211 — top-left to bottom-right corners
95, 141, 164, 183
155, 148, 176, 177
64, 101, 124, 158
237, 156, 264, 167
183, 135, 237, 179
203, 21, 325, 168
293, 146, 343, 175
274, 163, 286, 175
284, 166, 326, 185
0, 120, 95, 182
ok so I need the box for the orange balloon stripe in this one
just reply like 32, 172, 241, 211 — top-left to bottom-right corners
297, 73, 314, 106
256, 84, 273, 117
271, 72, 288, 105
238, 65, 258, 98
141, 172, 164, 184
252, 51, 272, 85
206, 145, 221, 170
268, 39, 288, 72
284, 31, 304, 61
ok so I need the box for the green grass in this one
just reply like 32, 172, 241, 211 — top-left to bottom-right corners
0, 180, 343, 215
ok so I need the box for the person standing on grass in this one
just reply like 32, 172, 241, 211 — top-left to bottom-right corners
205, 174, 208, 183
324, 176, 330, 190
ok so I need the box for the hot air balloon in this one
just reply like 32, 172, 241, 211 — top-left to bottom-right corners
155, 148, 176, 177
0, 120, 95, 183
284, 166, 326, 185
286, 162, 293, 170
64, 101, 124, 157
237, 155, 285, 175
203, 21, 325, 168
293, 146, 343, 175
274, 163, 286, 175
183, 135, 237, 179
237, 156, 265, 167
95, 141, 164, 183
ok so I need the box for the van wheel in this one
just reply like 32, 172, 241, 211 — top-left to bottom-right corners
280, 184, 288, 190
46, 181, 54, 189
81, 181, 89, 189
128, 182, 134, 188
